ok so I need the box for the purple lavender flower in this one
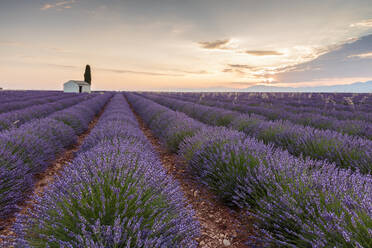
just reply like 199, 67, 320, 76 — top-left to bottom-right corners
0, 93, 112, 228
127, 92, 372, 247
8, 94, 199, 247
141, 93, 372, 174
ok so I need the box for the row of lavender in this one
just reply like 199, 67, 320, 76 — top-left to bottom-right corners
173, 92, 372, 112
0, 92, 80, 114
0, 94, 94, 132
161, 92, 372, 121
159, 93, 372, 138
0, 93, 112, 229
8, 94, 199, 247
0, 91, 61, 105
126, 93, 372, 248
235, 92, 371, 106
194, 92, 372, 124
210, 93, 372, 136
141, 93, 372, 174
233, 95, 372, 124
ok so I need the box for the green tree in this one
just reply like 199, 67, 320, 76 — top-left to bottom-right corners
84, 65, 91, 85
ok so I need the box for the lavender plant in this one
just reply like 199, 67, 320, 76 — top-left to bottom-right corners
8, 94, 199, 247
180, 127, 372, 247
50, 94, 111, 134
126, 93, 205, 152
0, 94, 93, 131
80, 95, 148, 152
141, 93, 372, 174
0, 93, 75, 114
158, 92, 372, 139
0, 91, 61, 106
13, 141, 198, 247
128, 93, 372, 247
0, 94, 111, 228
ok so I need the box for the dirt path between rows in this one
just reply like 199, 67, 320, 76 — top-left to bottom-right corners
129, 103, 258, 248
0, 100, 110, 243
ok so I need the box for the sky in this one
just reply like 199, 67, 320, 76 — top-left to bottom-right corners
0, 0, 372, 91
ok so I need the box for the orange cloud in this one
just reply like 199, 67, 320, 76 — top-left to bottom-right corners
41, 0, 75, 11
350, 19, 372, 28
41, 4, 54, 10
348, 52, 372, 59
245, 50, 283, 56
198, 39, 231, 49
97, 68, 182, 77
228, 64, 257, 70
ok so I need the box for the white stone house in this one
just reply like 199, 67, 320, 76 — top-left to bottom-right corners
63, 80, 91, 93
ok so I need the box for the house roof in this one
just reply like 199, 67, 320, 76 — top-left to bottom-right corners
65, 80, 90, 86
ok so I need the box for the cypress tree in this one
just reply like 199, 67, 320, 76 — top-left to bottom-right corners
84, 65, 91, 85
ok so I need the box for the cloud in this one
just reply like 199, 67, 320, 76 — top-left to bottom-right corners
348, 52, 372, 59
245, 50, 283, 56
45, 47, 73, 53
198, 39, 285, 60
229, 82, 258, 86
228, 64, 257, 70
225, 62, 326, 82
46, 63, 79, 69
0, 41, 73, 54
45, 63, 183, 77
197, 39, 285, 58
198, 39, 231, 49
275, 34, 372, 83
41, 4, 54, 10
168, 69, 209, 75
45, 62, 205, 77
97, 68, 182, 77
222, 67, 246, 75
234, 69, 245, 75
225, 64, 281, 77
55, 0, 74, 6
0, 41, 24, 47
350, 19, 372, 28
41, 0, 75, 11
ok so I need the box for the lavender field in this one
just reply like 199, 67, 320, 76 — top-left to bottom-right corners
0, 90, 371, 248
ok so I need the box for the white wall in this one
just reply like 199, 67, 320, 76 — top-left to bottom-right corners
63, 82, 91, 93
64, 82, 78, 93
82, 85, 91, 93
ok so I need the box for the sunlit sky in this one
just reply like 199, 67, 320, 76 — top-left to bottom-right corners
1, 0, 372, 91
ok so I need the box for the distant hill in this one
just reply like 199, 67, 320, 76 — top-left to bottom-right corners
241, 81, 372, 93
